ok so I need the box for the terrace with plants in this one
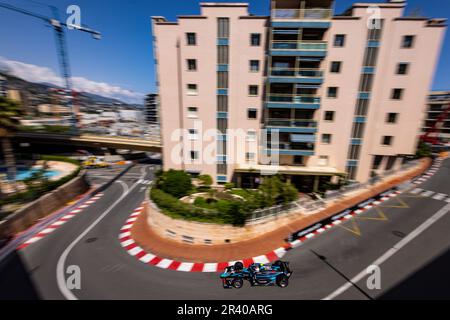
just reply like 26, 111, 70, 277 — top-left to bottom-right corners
150, 170, 299, 226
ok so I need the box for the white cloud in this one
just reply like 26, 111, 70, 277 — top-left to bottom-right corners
0, 56, 145, 104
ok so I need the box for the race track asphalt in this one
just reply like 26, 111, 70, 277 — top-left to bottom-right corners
1, 159, 450, 300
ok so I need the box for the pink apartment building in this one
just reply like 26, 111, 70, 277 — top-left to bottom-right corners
151, 0, 446, 191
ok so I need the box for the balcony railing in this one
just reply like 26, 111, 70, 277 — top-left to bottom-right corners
271, 40, 327, 51
272, 8, 332, 20
267, 94, 321, 104
267, 142, 315, 151
265, 118, 317, 128
270, 67, 323, 78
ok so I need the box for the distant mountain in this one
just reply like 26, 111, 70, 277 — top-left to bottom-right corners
0, 72, 136, 107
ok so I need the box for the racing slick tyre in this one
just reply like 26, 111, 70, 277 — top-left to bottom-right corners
234, 261, 244, 271
276, 275, 289, 288
232, 278, 244, 289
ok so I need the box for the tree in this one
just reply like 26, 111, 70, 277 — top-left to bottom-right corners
158, 170, 193, 198
197, 174, 213, 187
416, 141, 432, 158
0, 97, 23, 181
258, 175, 299, 206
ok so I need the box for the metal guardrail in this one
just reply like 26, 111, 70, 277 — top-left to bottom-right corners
246, 160, 421, 223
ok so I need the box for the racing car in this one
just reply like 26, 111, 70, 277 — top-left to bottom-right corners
220, 260, 292, 289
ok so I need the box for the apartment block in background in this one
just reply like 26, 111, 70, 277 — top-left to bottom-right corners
145, 93, 159, 125
422, 91, 450, 143
152, 1, 446, 191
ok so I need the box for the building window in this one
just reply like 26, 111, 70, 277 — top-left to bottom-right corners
348, 145, 361, 160
322, 134, 332, 144
186, 33, 196, 46
250, 60, 260, 72
391, 88, 404, 100
187, 107, 198, 118
187, 84, 198, 95
396, 63, 409, 75
402, 35, 415, 48
249, 85, 259, 96
372, 155, 383, 170
245, 152, 255, 162
250, 33, 261, 46
327, 87, 338, 98
188, 129, 198, 140
247, 108, 257, 119
190, 150, 199, 160
217, 71, 228, 88
386, 112, 398, 123
217, 95, 228, 112
382, 136, 393, 146
334, 34, 346, 47
246, 130, 256, 141
359, 74, 374, 92
293, 155, 304, 165
218, 45, 229, 64
324, 111, 335, 121
187, 59, 197, 71
330, 61, 342, 73
217, 18, 230, 38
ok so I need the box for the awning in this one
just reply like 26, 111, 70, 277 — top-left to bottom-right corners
295, 84, 321, 89
290, 134, 316, 143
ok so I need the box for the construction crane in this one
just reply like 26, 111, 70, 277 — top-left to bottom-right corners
421, 103, 450, 145
0, 1, 101, 132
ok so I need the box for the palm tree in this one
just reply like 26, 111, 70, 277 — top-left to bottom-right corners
0, 96, 23, 181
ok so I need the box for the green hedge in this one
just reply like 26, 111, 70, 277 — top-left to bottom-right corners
150, 188, 248, 226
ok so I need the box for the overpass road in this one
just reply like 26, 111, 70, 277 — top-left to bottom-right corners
1, 159, 450, 299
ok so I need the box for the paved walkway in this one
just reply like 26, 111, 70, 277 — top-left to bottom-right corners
131, 158, 431, 262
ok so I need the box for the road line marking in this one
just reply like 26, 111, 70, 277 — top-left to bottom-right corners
421, 190, 435, 197
57, 168, 146, 300
323, 203, 450, 300
409, 188, 423, 195
432, 193, 447, 201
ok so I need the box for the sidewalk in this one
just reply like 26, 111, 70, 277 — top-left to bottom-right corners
131, 158, 431, 263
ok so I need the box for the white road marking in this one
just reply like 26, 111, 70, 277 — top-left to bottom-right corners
421, 190, 435, 197
432, 193, 447, 201
409, 188, 423, 195
57, 166, 148, 300
323, 203, 450, 300
156, 259, 173, 269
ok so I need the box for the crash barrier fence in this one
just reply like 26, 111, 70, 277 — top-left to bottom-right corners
247, 160, 420, 223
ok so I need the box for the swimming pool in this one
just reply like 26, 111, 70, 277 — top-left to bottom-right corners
15, 168, 60, 181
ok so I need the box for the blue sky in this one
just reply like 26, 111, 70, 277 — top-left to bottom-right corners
0, 0, 448, 103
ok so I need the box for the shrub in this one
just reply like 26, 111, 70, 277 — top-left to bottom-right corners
259, 176, 299, 206
158, 169, 193, 198
198, 174, 213, 187
224, 182, 235, 190
416, 141, 432, 158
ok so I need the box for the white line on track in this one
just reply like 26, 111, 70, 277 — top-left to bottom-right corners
323, 203, 450, 300
56, 166, 148, 300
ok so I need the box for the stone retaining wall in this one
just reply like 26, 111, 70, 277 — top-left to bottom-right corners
0, 171, 89, 239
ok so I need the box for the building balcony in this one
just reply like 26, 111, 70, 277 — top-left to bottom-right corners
270, 40, 327, 57
265, 118, 317, 133
265, 141, 315, 156
271, 8, 332, 20
268, 67, 324, 84
266, 94, 321, 109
